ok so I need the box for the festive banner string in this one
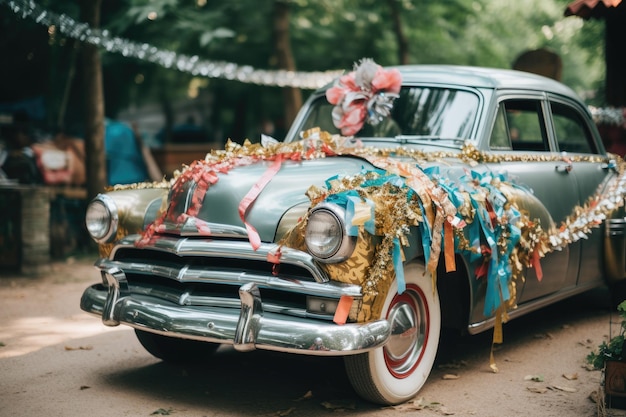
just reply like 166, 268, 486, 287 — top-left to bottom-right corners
0, 0, 342, 89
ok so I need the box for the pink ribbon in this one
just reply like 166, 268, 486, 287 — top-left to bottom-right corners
238, 154, 284, 250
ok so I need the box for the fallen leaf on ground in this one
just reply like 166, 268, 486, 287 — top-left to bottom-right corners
583, 363, 597, 371
589, 388, 602, 404
562, 373, 578, 380
388, 397, 442, 411
151, 408, 174, 415
65, 345, 93, 351
527, 387, 548, 394
275, 407, 296, 416
551, 385, 578, 393
320, 400, 356, 411
442, 374, 460, 380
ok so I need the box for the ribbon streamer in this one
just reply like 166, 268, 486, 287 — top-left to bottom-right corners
238, 155, 284, 250
393, 238, 406, 294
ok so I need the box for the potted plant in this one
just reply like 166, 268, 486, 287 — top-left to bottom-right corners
588, 300, 626, 403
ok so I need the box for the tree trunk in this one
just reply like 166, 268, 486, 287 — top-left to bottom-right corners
273, 0, 301, 127
80, 0, 106, 200
57, 39, 80, 130
386, 0, 409, 65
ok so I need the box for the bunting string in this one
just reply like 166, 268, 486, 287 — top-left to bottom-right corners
0, 0, 341, 89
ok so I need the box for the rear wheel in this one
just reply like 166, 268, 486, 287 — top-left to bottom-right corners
134, 329, 219, 363
344, 262, 440, 405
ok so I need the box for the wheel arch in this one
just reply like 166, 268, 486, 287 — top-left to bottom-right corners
436, 253, 472, 334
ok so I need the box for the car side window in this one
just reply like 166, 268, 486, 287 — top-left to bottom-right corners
550, 101, 597, 154
489, 99, 548, 151
505, 100, 548, 151
489, 105, 511, 149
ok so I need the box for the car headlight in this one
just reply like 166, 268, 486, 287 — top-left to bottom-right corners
305, 203, 356, 263
85, 194, 118, 244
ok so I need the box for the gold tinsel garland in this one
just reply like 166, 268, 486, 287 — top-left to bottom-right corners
125, 130, 626, 321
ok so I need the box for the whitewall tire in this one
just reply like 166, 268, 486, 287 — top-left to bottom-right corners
344, 261, 441, 405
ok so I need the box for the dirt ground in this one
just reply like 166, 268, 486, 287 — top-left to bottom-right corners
1, 256, 625, 417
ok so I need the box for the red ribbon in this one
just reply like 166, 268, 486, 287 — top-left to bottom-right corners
475, 245, 491, 279
485, 200, 497, 228
531, 246, 543, 282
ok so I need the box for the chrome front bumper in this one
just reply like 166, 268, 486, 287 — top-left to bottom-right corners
80, 267, 391, 356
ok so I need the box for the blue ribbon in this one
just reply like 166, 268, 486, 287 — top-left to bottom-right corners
325, 191, 375, 236
323, 167, 527, 316
393, 237, 406, 294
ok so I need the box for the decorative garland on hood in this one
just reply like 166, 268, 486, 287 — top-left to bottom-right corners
134, 128, 626, 320
125, 127, 625, 373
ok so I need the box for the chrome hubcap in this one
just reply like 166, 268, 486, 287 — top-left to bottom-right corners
384, 288, 427, 377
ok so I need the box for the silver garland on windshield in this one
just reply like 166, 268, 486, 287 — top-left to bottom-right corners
1, 0, 342, 89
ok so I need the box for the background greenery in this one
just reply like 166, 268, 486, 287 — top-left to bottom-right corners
0, 0, 606, 145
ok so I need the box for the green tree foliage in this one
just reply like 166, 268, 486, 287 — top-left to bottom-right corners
0, 0, 608, 142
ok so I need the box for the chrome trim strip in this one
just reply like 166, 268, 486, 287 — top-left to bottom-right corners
95, 258, 361, 298
112, 236, 331, 283
80, 283, 391, 356
102, 267, 126, 325
606, 218, 626, 237
467, 281, 602, 335
234, 283, 263, 351
157, 218, 250, 238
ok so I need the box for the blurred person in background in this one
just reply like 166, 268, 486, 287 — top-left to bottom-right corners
0, 111, 40, 184
105, 119, 150, 185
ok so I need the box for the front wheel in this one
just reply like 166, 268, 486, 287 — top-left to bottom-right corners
344, 262, 441, 405
134, 329, 220, 364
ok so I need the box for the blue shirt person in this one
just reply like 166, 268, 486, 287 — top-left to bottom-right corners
104, 119, 148, 185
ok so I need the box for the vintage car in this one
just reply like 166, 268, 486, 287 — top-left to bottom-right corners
81, 61, 626, 405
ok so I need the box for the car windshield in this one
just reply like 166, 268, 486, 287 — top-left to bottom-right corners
293, 86, 480, 144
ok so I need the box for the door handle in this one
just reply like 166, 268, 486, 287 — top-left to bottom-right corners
556, 153, 573, 173
555, 161, 572, 173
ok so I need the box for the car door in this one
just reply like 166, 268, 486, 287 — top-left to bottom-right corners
487, 95, 579, 303
547, 95, 613, 288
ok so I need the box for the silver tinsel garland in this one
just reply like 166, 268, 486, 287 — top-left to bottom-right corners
589, 106, 625, 126
5, 0, 626, 123
1, 0, 342, 89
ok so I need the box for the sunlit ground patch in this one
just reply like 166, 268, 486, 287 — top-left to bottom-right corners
0, 314, 128, 358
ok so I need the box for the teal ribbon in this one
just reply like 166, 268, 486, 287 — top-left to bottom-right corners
393, 237, 406, 294
417, 199, 432, 266
453, 169, 520, 316
324, 190, 375, 236
323, 166, 529, 319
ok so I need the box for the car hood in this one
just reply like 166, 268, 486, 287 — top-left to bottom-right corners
163, 154, 390, 242
154, 146, 554, 250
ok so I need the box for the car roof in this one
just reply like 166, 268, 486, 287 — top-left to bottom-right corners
385, 65, 579, 99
